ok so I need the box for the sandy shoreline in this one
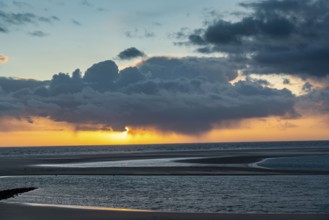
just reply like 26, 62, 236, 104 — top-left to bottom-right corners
1, 147, 329, 176
1, 202, 329, 220
1, 147, 329, 219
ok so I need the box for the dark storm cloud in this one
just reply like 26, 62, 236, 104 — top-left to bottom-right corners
0, 99, 25, 117
0, 9, 58, 34
117, 67, 145, 87
297, 86, 329, 116
0, 77, 43, 93
83, 60, 118, 91
117, 47, 146, 60
183, 0, 329, 77
0, 58, 296, 134
138, 56, 241, 82
0, 77, 44, 117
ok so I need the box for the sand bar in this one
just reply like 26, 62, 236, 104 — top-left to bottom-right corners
1, 147, 329, 219
1, 147, 329, 176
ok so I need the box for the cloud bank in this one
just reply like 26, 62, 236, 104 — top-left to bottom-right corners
181, 0, 329, 78
2, 0, 328, 136
0, 57, 297, 134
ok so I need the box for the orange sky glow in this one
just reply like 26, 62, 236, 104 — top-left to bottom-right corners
2, 0, 329, 148
0, 115, 328, 147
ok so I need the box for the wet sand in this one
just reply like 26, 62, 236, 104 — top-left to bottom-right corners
0, 147, 329, 176
1, 147, 329, 219
1, 202, 329, 220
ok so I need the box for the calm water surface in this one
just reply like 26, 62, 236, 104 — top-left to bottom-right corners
1, 141, 329, 213
1, 175, 329, 213
1, 140, 328, 158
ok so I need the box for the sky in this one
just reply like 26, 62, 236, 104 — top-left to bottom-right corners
1, 0, 329, 147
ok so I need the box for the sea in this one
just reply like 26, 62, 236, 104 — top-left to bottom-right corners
0, 141, 329, 214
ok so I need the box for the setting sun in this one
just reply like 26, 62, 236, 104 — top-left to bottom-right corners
1, 1, 329, 219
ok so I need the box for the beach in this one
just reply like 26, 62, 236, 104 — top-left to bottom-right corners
1, 146, 329, 176
1, 203, 329, 220
1, 143, 329, 219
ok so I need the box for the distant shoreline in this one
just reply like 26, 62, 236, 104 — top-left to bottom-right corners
1, 146, 329, 218
1, 147, 329, 176
1, 139, 329, 148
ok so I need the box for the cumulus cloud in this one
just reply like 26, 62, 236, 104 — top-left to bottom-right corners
181, 0, 329, 77
83, 60, 118, 91
138, 56, 242, 82
0, 57, 297, 134
117, 47, 146, 60
297, 87, 329, 117
0, 54, 8, 64
0, 77, 43, 93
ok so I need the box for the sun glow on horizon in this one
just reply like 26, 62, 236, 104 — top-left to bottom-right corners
0, 115, 328, 147
108, 126, 130, 141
